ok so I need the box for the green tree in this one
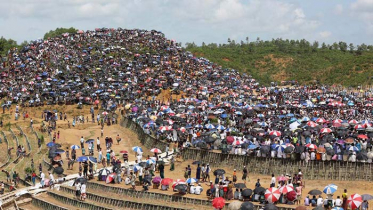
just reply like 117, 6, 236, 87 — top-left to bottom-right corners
43, 27, 78, 39
349, 43, 354, 53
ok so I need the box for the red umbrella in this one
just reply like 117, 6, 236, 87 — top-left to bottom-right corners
226, 136, 234, 144
305, 143, 317, 150
333, 119, 342, 124
348, 193, 363, 209
320, 128, 332, 133
119, 150, 128, 154
279, 185, 294, 194
150, 148, 162, 153
357, 134, 368, 140
161, 178, 173, 186
355, 124, 365, 130
106, 173, 116, 184
286, 191, 297, 201
212, 197, 225, 209
277, 176, 288, 181
265, 187, 281, 203
94, 100, 100, 105
269, 130, 281, 137
316, 118, 326, 124
307, 121, 317, 127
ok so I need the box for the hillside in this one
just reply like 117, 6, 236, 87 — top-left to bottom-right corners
186, 39, 373, 87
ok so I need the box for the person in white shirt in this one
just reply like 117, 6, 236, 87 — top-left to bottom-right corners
334, 196, 342, 207
40, 172, 45, 188
270, 174, 276, 187
80, 183, 86, 201
190, 185, 196, 194
75, 182, 81, 200
349, 152, 356, 162
317, 196, 324, 206
310, 151, 316, 160
137, 152, 143, 162
49, 172, 55, 189
96, 137, 101, 151
195, 183, 203, 195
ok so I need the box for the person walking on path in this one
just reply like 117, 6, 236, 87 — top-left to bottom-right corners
242, 166, 248, 184
196, 164, 201, 181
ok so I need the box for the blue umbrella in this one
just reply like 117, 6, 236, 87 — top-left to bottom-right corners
347, 146, 359, 152
195, 124, 203, 128
88, 156, 97, 163
186, 178, 198, 184
46, 142, 55, 147
188, 105, 195, 110
271, 144, 279, 150
235, 111, 243, 115
216, 125, 225, 130
221, 114, 228, 118
257, 114, 265, 118
146, 159, 155, 165
77, 156, 88, 162
301, 117, 310, 122
323, 184, 338, 194
205, 124, 215, 129
286, 113, 294, 117
332, 207, 344, 210
133, 165, 142, 173
258, 122, 268, 127
248, 145, 258, 150
275, 144, 286, 152
85, 139, 94, 144
132, 146, 143, 153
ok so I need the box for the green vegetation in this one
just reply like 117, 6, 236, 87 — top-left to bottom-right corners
186, 38, 373, 86
43, 27, 78, 40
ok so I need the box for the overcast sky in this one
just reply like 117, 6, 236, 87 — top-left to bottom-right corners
0, 0, 372, 46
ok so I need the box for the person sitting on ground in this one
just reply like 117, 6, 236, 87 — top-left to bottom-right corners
195, 183, 203, 195
190, 184, 196, 194
161, 183, 169, 191
143, 181, 149, 192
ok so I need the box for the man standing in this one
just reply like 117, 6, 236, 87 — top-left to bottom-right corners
270, 174, 276, 188
40, 171, 45, 188
80, 136, 84, 149
96, 137, 100, 151
242, 166, 248, 184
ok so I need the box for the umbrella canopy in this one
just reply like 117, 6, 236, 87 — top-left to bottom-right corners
213, 169, 226, 176
323, 184, 338, 195
106, 173, 115, 183
76, 156, 88, 162
265, 187, 281, 203
174, 183, 187, 192
348, 193, 363, 209
279, 185, 294, 194
152, 176, 162, 184
240, 202, 254, 210
70, 145, 80, 149
186, 178, 198, 184
53, 167, 64, 175
228, 201, 242, 210
132, 146, 143, 153
75, 177, 87, 184
234, 183, 247, 189
242, 189, 253, 198
212, 197, 225, 209
331, 207, 344, 210
119, 150, 128, 154
254, 187, 266, 194
88, 156, 97, 163
46, 142, 56, 147
361, 194, 373, 201
286, 191, 297, 201
308, 189, 322, 195
150, 148, 162, 153
264, 203, 278, 210
161, 178, 173, 185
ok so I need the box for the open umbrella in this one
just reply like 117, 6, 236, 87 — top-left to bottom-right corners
76, 156, 88, 162
46, 142, 55, 147
132, 146, 143, 153
279, 185, 294, 194
174, 183, 187, 191
75, 177, 87, 184
186, 178, 198, 184
161, 178, 173, 185
331, 207, 344, 210
308, 189, 322, 195
212, 197, 225, 209
228, 201, 242, 210
152, 176, 162, 184
264, 203, 278, 210
53, 167, 64, 175
150, 148, 162, 153
265, 187, 281, 203
242, 189, 253, 198
85, 139, 94, 144
70, 145, 80, 149
106, 173, 116, 184
348, 193, 363, 209
88, 156, 97, 163
254, 187, 266, 194
277, 176, 288, 181
54, 149, 65, 154
323, 184, 338, 194
213, 169, 226, 176
286, 191, 297, 201
361, 194, 373, 201
234, 183, 246, 189
119, 150, 128, 154
240, 202, 254, 210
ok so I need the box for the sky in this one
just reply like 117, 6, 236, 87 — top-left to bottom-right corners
0, 0, 372, 46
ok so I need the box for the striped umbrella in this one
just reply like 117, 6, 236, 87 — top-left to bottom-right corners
150, 148, 162, 153
333, 119, 343, 124
323, 184, 338, 194
186, 178, 198, 184
279, 185, 294, 194
265, 187, 281, 203
269, 130, 281, 137
316, 118, 326, 124
132, 146, 143, 153
349, 119, 358, 124
205, 124, 215, 129
307, 121, 317, 127
305, 143, 317, 150
320, 128, 332, 133
348, 194, 363, 210
354, 124, 365, 130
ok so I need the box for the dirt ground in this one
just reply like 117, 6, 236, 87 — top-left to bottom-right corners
1, 104, 373, 209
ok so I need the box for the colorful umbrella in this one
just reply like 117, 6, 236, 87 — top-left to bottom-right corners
323, 184, 338, 194
307, 121, 317, 127
119, 150, 128, 154
305, 143, 317, 150
76, 156, 88, 162
150, 148, 162, 153
320, 128, 332, 133
316, 118, 326, 124
277, 176, 288, 181
186, 178, 198, 184
102, 111, 108, 115
161, 178, 173, 185
357, 134, 368, 140
279, 185, 294, 194
132, 146, 143, 153
212, 197, 225, 209
70, 145, 80, 149
265, 187, 281, 203
348, 193, 363, 210
269, 130, 281, 137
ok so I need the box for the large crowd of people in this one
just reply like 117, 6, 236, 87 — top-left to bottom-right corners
1, 27, 373, 209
